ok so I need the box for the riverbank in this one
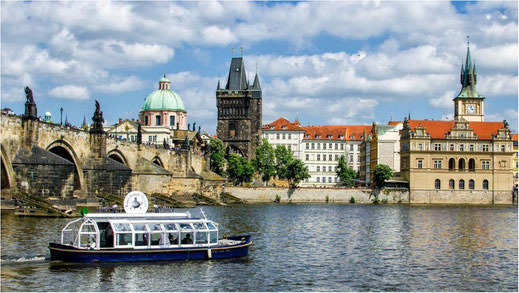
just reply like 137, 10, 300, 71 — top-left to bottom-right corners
225, 186, 408, 204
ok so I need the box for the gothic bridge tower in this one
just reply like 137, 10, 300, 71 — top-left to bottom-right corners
453, 39, 485, 122
216, 57, 262, 160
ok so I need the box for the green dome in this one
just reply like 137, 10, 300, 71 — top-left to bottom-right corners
142, 88, 185, 112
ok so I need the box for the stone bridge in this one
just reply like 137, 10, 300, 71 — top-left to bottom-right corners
1, 112, 224, 201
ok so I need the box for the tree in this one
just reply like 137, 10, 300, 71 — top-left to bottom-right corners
373, 164, 393, 188
285, 159, 310, 188
252, 138, 276, 184
336, 155, 356, 186
209, 138, 227, 177
227, 154, 254, 186
275, 145, 293, 179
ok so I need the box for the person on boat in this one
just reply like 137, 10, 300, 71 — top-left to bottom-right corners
169, 233, 177, 245
182, 233, 193, 244
105, 229, 114, 247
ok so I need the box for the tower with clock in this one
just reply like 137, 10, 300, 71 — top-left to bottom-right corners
453, 38, 485, 122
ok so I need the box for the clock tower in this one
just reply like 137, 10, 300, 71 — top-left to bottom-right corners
453, 39, 485, 122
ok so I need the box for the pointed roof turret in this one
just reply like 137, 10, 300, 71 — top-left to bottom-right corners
82, 115, 87, 127
225, 57, 248, 90
217, 79, 221, 90
455, 38, 484, 100
252, 73, 261, 90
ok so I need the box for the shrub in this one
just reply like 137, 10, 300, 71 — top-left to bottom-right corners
373, 195, 380, 204
325, 195, 329, 203
275, 194, 281, 203
349, 196, 356, 204
381, 198, 388, 204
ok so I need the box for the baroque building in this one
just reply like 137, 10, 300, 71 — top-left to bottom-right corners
399, 43, 514, 204
216, 57, 262, 160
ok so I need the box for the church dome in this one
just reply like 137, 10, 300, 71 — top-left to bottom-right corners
142, 75, 185, 112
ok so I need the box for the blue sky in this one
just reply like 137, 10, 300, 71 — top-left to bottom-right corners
1, 1, 517, 133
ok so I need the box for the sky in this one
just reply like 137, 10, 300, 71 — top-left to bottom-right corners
1, 1, 517, 133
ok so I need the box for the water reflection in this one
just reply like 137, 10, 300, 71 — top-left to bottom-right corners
1, 204, 517, 291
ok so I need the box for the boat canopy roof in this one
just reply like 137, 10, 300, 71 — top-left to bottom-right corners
84, 212, 193, 220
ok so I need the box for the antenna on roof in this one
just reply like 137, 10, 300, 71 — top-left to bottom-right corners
390, 109, 393, 121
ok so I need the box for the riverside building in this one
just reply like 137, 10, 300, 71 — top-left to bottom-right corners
399, 43, 515, 204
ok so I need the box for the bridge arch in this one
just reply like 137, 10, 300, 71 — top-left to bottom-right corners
107, 149, 129, 166
46, 140, 84, 191
1, 144, 15, 190
152, 156, 164, 167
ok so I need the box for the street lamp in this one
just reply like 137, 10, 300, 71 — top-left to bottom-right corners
60, 107, 63, 125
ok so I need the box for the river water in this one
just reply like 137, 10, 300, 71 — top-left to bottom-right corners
1, 204, 517, 291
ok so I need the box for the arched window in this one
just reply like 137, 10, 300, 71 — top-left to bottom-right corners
458, 159, 465, 171
435, 179, 441, 190
449, 158, 456, 170
459, 179, 465, 190
469, 179, 475, 190
468, 159, 475, 172
483, 180, 489, 190
449, 179, 455, 189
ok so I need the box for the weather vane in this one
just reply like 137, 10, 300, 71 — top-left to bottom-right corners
231, 47, 234, 56
240, 46, 243, 56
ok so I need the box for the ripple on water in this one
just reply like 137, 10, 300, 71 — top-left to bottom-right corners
1, 205, 517, 291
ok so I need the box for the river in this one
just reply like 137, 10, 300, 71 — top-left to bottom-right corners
1, 204, 517, 291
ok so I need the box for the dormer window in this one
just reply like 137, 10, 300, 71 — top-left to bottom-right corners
316, 135, 321, 139
282, 126, 287, 130
327, 135, 332, 139
270, 126, 274, 130
339, 135, 344, 140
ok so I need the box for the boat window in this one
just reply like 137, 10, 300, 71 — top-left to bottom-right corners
132, 223, 148, 232
206, 222, 216, 230
150, 232, 162, 245
196, 231, 208, 244
81, 223, 96, 233
168, 232, 179, 245
113, 223, 131, 232
209, 231, 218, 244
149, 224, 163, 232
116, 233, 132, 247
181, 232, 194, 245
79, 234, 96, 248
163, 223, 177, 231
179, 223, 193, 230
193, 222, 206, 230
134, 233, 149, 247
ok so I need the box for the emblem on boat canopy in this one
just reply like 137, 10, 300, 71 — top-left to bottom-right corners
123, 191, 149, 214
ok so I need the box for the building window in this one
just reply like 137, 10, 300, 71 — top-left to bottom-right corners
155, 115, 162, 126
483, 180, 489, 190
317, 177, 320, 182
482, 144, 489, 152
335, 177, 338, 182
448, 158, 455, 170
329, 143, 332, 149
328, 166, 332, 172
459, 179, 465, 190
335, 144, 338, 150
469, 144, 474, 152
434, 143, 441, 151
433, 160, 442, 169
323, 154, 326, 161
449, 179, 455, 189
418, 144, 423, 151
317, 166, 320, 172
501, 144, 505, 152
276, 134, 280, 139
450, 144, 455, 151
459, 144, 465, 151
144, 116, 149, 126
311, 143, 315, 150
170, 116, 175, 126
306, 154, 309, 161
349, 155, 353, 162
468, 159, 475, 171
482, 161, 490, 169
328, 177, 332, 183
417, 160, 423, 168
335, 155, 339, 161
317, 154, 320, 161
435, 179, 441, 190
459, 159, 465, 170
469, 179, 475, 190
288, 134, 292, 139
329, 154, 332, 161
282, 134, 286, 139
340, 144, 344, 150
323, 143, 326, 150
306, 143, 309, 150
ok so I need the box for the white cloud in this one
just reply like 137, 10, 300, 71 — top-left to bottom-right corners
49, 85, 90, 100
430, 91, 456, 109
94, 76, 147, 94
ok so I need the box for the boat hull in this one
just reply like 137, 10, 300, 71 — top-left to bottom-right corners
49, 235, 251, 263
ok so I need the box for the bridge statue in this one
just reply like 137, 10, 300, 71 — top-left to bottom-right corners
23, 86, 38, 120
89, 100, 105, 134
137, 123, 142, 145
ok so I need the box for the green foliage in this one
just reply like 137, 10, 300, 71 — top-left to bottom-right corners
325, 195, 329, 203
209, 138, 227, 177
349, 196, 356, 204
336, 155, 356, 186
274, 145, 293, 179
81, 125, 89, 131
227, 154, 254, 186
373, 164, 393, 188
381, 198, 388, 204
373, 195, 380, 204
285, 159, 311, 188
252, 138, 276, 183
275, 194, 281, 203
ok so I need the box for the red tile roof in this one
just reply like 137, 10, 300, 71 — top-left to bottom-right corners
512, 134, 518, 142
301, 125, 372, 141
406, 120, 505, 140
263, 118, 304, 131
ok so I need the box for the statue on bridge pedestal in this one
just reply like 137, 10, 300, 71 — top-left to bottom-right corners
23, 86, 38, 120
137, 123, 142, 145
89, 100, 105, 134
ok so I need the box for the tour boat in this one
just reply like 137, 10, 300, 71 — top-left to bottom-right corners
49, 191, 251, 263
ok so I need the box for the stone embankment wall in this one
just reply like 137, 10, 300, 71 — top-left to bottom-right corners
225, 187, 409, 204
411, 190, 513, 204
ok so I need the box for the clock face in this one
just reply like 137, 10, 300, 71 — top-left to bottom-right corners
123, 191, 149, 214
466, 104, 476, 114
